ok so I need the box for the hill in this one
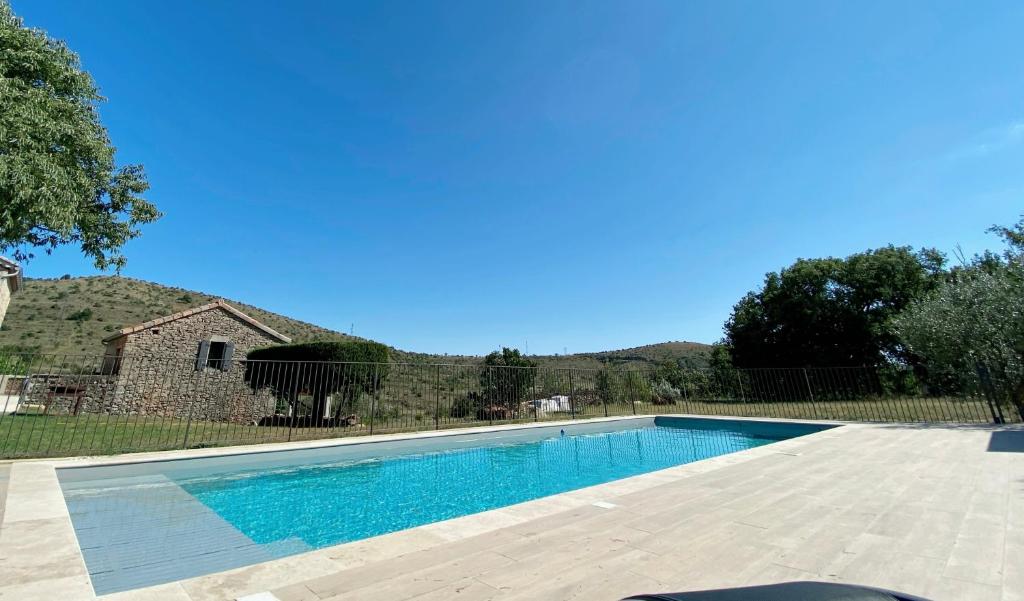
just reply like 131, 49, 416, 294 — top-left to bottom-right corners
0, 276, 711, 367
0, 276, 355, 357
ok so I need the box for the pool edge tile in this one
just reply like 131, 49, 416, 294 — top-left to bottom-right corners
0, 462, 95, 600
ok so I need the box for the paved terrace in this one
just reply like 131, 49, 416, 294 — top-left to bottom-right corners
1, 419, 1022, 601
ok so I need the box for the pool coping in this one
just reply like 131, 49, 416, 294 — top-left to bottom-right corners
0, 414, 849, 601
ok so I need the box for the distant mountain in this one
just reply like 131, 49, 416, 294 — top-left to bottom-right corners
0, 276, 712, 368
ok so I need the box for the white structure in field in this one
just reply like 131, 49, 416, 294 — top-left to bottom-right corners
532, 395, 572, 413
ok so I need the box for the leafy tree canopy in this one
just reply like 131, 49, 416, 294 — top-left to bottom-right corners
0, 2, 159, 269
895, 219, 1024, 419
480, 347, 537, 406
482, 347, 537, 369
724, 246, 945, 368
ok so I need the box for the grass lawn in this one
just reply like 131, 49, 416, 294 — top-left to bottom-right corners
0, 396, 1008, 459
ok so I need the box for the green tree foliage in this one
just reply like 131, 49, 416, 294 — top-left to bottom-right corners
479, 347, 537, 409
723, 246, 945, 368
0, 2, 159, 269
245, 341, 390, 421
895, 220, 1024, 419
596, 367, 625, 405
65, 308, 92, 322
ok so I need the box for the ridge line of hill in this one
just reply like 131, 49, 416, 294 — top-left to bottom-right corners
0, 276, 710, 368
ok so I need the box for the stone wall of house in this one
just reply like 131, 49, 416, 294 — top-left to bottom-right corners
96, 308, 284, 423
18, 374, 117, 414
0, 276, 12, 330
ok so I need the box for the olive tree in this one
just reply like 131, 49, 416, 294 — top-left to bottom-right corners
895, 253, 1024, 420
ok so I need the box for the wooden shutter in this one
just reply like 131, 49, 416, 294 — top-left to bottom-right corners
196, 340, 211, 371
221, 342, 235, 371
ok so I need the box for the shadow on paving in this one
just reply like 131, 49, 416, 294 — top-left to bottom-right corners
988, 430, 1024, 453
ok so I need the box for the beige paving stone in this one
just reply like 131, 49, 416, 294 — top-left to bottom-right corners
99, 582, 193, 601
311, 550, 515, 600
0, 574, 94, 601
0, 517, 87, 584
3, 463, 67, 522
179, 554, 343, 601
270, 583, 321, 601
402, 578, 500, 601
925, 576, 1003, 601
323, 528, 449, 569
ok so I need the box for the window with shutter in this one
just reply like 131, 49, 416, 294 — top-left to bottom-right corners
221, 342, 235, 371
196, 340, 211, 371
207, 341, 227, 370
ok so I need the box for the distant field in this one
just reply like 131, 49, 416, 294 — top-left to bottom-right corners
0, 396, 1004, 459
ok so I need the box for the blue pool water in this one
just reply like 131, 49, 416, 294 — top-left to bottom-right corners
58, 417, 828, 594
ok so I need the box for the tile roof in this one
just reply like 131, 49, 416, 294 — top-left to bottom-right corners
102, 299, 292, 343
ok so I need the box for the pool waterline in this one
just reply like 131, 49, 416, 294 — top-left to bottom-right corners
57, 416, 833, 594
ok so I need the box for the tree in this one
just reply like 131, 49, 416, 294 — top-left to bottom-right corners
0, 2, 159, 269
479, 347, 537, 411
245, 341, 390, 423
894, 220, 1024, 420
596, 367, 625, 405
723, 246, 945, 368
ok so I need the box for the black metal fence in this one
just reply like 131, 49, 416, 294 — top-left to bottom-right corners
0, 352, 1015, 458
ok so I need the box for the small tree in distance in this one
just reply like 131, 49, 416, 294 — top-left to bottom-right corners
479, 347, 537, 415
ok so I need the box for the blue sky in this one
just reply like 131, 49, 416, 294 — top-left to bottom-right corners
10, 1, 1024, 355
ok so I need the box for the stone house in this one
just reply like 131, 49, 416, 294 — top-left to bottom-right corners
0, 256, 22, 330
93, 300, 292, 422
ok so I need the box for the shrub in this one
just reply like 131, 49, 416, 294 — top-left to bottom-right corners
246, 340, 390, 422
651, 379, 682, 404
66, 308, 93, 322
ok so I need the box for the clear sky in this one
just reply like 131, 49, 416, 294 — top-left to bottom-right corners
10, 1, 1024, 355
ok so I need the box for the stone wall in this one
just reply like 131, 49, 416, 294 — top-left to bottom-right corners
0, 276, 12, 330
94, 307, 284, 423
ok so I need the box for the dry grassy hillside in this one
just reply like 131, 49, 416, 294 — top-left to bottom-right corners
0, 276, 354, 357
0, 276, 712, 367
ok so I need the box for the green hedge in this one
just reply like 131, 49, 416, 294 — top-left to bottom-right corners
246, 340, 389, 364
245, 341, 390, 421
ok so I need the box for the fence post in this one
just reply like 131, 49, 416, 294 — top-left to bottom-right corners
601, 372, 609, 418
368, 364, 377, 434
568, 370, 576, 420
532, 369, 539, 421
802, 368, 818, 419
180, 360, 201, 450
680, 372, 689, 413
434, 364, 441, 430
487, 367, 494, 424
975, 364, 1005, 424
629, 372, 637, 415
626, 370, 634, 413
181, 398, 195, 449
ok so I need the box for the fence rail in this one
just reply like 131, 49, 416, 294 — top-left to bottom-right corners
0, 352, 1015, 459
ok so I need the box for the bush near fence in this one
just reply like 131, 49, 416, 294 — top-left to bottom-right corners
0, 352, 1016, 458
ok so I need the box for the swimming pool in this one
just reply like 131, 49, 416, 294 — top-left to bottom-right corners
57, 417, 831, 594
